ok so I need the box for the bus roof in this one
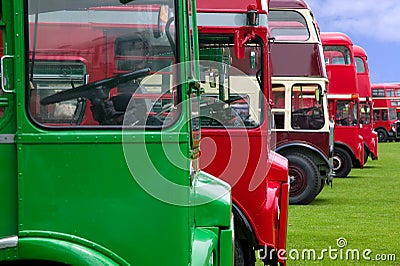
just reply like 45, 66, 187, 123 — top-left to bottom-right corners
269, 0, 310, 9
371, 83, 400, 90
320, 32, 353, 46
353, 45, 367, 58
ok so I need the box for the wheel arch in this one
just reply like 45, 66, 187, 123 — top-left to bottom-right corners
363, 142, 370, 155
334, 142, 357, 165
14, 235, 126, 265
232, 202, 258, 247
275, 142, 331, 168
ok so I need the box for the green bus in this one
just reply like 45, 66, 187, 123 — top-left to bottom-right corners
0, 0, 233, 265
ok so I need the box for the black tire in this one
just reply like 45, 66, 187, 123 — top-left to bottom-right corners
364, 147, 369, 165
234, 239, 254, 266
376, 128, 388, 142
287, 153, 321, 205
332, 147, 352, 178
318, 179, 325, 194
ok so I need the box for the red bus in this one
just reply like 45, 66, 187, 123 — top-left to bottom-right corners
269, 0, 333, 204
371, 83, 400, 142
353, 44, 378, 162
321, 32, 364, 178
196, 1, 290, 265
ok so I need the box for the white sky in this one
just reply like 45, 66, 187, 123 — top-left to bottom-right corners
307, 0, 400, 43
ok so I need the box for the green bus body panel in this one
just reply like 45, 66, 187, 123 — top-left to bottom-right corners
0, 143, 17, 238
0, 0, 234, 264
18, 237, 123, 265
195, 171, 231, 227
18, 142, 191, 265
0, 0, 18, 242
219, 228, 234, 266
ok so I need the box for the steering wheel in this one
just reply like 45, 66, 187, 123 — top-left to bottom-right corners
40, 68, 151, 105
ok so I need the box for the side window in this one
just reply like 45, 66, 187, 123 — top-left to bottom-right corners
291, 84, 324, 130
199, 39, 263, 129
355, 57, 365, 73
272, 84, 285, 129
27, 1, 178, 128
269, 10, 310, 41
382, 110, 388, 121
386, 89, 395, 97
373, 110, 380, 121
323, 46, 351, 65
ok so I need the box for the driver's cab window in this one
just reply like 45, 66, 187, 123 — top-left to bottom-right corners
27, 1, 178, 128
198, 36, 263, 128
360, 102, 371, 125
335, 100, 358, 126
291, 84, 324, 130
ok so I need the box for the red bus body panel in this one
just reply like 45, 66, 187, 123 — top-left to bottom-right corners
321, 32, 364, 168
354, 45, 378, 159
197, 3, 289, 263
271, 43, 325, 77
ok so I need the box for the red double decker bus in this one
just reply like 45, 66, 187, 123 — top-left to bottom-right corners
196, 1, 290, 265
371, 83, 400, 142
321, 32, 364, 178
353, 45, 378, 162
269, 0, 333, 204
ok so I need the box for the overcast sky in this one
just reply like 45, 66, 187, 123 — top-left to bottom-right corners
306, 0, 400, 84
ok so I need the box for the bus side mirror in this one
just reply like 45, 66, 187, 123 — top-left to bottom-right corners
153, 5, 169, 38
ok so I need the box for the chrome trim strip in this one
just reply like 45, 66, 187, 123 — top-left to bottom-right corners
0, 134, 14, 144
0, 236, 18, 249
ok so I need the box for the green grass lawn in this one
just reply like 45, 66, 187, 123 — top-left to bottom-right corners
260, 142, 400, 265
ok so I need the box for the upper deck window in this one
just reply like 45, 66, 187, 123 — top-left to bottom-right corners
27, 0, 179, 128
372, 88, 384, 97
386, 89, 395, 97
323, 46, 351, 65
355, 57, 365, 73
269, 10, 310, 41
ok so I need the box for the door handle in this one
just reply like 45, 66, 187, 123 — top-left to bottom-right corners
1, 55, 14, 93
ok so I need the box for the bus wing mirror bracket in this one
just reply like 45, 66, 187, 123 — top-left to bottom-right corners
234, 29, 256, 59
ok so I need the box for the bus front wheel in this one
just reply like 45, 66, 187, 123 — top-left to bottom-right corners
287, 153, 321, 205
333, 147, 352, 178
376, 128, 388, 142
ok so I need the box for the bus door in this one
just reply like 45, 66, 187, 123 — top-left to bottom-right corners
0, 1, 18, 248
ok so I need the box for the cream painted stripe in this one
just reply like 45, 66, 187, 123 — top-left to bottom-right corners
327, 94, 355, 99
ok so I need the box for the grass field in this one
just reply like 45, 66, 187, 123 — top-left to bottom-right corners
259, 142, 400, 265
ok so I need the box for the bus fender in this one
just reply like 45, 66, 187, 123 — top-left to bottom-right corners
275, 142, 332, 168
191, 228, 218, 265
17, 236, 126, 265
